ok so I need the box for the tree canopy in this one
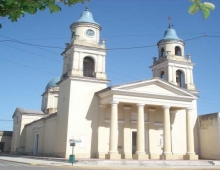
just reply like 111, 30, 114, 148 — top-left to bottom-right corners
188, 0, 215, 19
0, 0, 84, 28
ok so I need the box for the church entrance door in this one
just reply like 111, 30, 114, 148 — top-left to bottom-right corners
0, 142, 4, 152
33, 134, 39, 155
131, 131, 137, 154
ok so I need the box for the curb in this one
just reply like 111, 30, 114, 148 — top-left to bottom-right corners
1, 155, 220, 169
0, 158, 33, 166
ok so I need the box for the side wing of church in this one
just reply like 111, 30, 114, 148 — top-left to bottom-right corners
11, 8, 199, 160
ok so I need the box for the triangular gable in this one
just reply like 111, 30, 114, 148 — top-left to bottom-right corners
112, 78, 195, 98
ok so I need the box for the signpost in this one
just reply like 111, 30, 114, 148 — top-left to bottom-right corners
69, 139, 81, 166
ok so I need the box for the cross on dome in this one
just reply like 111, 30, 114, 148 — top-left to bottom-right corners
85, 0, 90, 9
167, 16, 173, 28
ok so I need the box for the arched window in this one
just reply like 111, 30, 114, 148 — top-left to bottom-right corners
71, 31, 75, 38
83, 57, 94, 77
161, 48, 165, 57
176, 70, 185, 88
160, 71, 165, 79
175, 46, 181, 56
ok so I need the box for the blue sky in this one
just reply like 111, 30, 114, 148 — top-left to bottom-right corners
0, 0, 219, 131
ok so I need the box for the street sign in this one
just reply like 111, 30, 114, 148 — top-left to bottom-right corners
69, 139, 81, 143
74, 139, 81, 143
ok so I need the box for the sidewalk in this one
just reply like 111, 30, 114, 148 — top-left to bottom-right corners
1, 154, 220, 169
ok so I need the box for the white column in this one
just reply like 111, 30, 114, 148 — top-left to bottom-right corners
78, 52, 82, 70
162, 105, 172, 155
167, 65, 172, 82
186, 107, 195, 155
73, 50, 79, 70
107, 101, 121, 160
172, 66, 176, 83
186, 67, 190, 85
97, 104, 106, 158
190, 68, 194, 84
97, 55, 101, 72
109, 101, 119, 154
134, 104, 148, 160
183, 107, 198, 160
102, 55, 106, 73
122, 106, 132, 159
136, 103, 145, 154
148, 108, 157, 159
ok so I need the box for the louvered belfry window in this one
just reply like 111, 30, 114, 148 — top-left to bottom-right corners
175, 46, 182, 56
83, 57, 94, 77
176, 70, 185, 88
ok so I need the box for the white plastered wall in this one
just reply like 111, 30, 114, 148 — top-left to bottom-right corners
24, 116, 57, 156
55, 78, 107, 158
199, 112, 220, 160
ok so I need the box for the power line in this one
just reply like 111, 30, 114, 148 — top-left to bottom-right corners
184, 35, 207, 41
1, 34, 213, 54
0, 34, 217, 51
0, 38, 65, 50
0, 57, 57, 76
107, 44, 157, 50
0, 35, 62, 56
1, 43, 62, 63
208, 35, 220, 38
1, 31, 219, 40
0, 119, 13, 121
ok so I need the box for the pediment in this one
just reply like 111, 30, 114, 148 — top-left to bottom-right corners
112, 78, 195, 98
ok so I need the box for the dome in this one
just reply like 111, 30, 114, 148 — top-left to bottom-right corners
163, 28, 181, 40
158, 25, 183, 44
45, 76, 61, 90
76, 8, 99, 26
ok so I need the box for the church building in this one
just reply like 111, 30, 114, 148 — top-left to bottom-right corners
11, 8, 199, 160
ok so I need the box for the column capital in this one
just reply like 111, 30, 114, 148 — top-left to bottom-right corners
110, 101, 119, 105
162, 105, 170, 109
123, 106, 132, 110
99, 104, 107, 109
170, 110, 177, 114
136, 103, 145, 107
186, 107, 193, 111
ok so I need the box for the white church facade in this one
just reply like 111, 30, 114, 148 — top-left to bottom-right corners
11, 8, 199, 160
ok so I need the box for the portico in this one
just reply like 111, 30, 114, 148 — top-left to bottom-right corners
96, 78, 198, 160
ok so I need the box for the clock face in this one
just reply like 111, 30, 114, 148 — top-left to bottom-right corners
86, 29, 95, 37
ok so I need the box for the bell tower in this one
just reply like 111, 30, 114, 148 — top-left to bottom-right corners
150, 24, 196, 92
61, 7, 107, 80
55, 8, 109, 158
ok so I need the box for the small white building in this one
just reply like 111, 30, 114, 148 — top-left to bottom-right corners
11, 8, 199, 160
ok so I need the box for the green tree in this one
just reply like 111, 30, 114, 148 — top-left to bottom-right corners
0, 0, 84, 27
188, 0, 215, 19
